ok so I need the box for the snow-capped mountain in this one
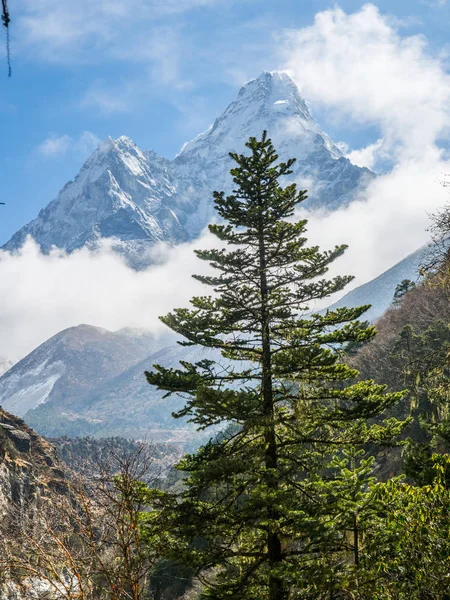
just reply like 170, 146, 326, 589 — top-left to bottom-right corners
4, 138, 184, 268
3, 72, 372, 267
0, 324, 215, 444
0, 325, 163, 418
177, 72, 366, 208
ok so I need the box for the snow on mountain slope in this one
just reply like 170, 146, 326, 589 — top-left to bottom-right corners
0, 324, 164, 418
26, 342, 219, 443
4, 137, 183, 268
326, 245, 428, 323
180, 72, 340, 159
0, 324, 213, 443
0, 359, 13, 377
3, 72, 372, 267
176, 71, 372, 217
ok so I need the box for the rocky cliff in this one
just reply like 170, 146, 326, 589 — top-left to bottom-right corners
0, 407, 70, 599
0, 407, 68, 514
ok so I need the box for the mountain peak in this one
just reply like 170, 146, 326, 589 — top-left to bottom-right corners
86, 135, 140, 161
243, 70, 299, 89
179, 70, 338, 161
236, 70, 312, 122
79, 134, 147, 182
241, 70, 303, 96
116, 135, 135, 145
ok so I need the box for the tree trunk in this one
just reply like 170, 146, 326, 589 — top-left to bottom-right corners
353, 513, 359, 567
258, 204, 285, 600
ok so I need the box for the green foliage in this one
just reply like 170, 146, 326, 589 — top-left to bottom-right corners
146, 133, 406, 599
343, 320, 372, 357
292, 454, 450, 599
392, 320, 450, 390
394, 320, 450, 484
392, 279, 416, 307
360, 455, 450, 599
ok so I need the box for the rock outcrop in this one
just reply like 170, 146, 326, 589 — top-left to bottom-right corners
0, 407, 68, 513
0, 407, 70, 598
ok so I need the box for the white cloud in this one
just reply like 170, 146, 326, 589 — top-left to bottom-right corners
281, 3, 450, 163
302, 156, 450, 291
37, 134, 71, 157
345, 139, 383, 170
16, 0, 233, 64
0, 234, 218, 361
37, 131, 100, 158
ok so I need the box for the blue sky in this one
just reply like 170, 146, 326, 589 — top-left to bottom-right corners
1, 0, 450, 245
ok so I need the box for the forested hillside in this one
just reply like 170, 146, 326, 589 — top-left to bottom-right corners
351, 271, 450, 389
348, 252, 450, 482
50, 435, 182, 480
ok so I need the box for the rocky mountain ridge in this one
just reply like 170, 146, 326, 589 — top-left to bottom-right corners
0, 324, 217, 445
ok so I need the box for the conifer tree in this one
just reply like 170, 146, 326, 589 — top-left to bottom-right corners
146, 133, 405, 600
392, 279, 415, 306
